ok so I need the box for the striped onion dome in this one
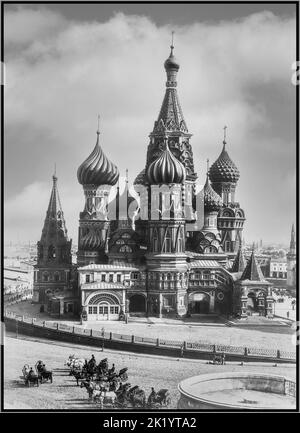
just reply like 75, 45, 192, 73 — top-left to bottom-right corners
77, 132, 119, 186
209, 142, 240, 184
146, 140, 186, 185
80, 229, 105, 250
204, 175, 223, 212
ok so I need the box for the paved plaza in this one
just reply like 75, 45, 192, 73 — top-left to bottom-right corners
6, 301, 297, 352
4, 334, 296, 410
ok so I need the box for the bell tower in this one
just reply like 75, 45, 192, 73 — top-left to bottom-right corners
33, 173, 73, 305
145, 136, 188, 318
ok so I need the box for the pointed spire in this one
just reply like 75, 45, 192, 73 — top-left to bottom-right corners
97, 114, 100, 136
231, 243, 247, 273
240, 249, 265, 282
170, 30, 175, 55
41, 174, 69, 243
290, 223, 296, 254
223, 125, 227, 148
206, 158, 210, 176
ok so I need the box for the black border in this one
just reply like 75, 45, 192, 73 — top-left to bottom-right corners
1, 0, 299, 420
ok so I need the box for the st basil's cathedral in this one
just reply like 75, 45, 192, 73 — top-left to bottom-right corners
33, 43, 274, 321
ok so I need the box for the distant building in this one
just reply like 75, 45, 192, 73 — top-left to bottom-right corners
287, 224, 296, 289
269, 258, 287, 279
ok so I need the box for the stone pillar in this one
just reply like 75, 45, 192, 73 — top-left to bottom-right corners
59, 298, 64, 316
209, 291, 215, 313
266, 295, 274, 318
258, 293, 265, 316
159, 293, 163, 318
241, 293, 248, 318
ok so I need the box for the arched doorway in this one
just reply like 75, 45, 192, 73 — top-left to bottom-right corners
129, 294, 146, 313
247, 292, 258, 313
189, 292, 210, 314
87, 293, 120, 321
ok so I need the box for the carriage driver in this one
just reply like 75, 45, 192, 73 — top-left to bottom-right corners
148, 387, 156, 405
28, 367, 35, 379
37, 360, 47, 373
88, 354, 96, 368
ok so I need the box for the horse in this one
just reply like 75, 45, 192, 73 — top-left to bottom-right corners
65, 355, 86, 374
98, 358, 109, 374
72, 370, 88, 386
115, 383, 132, 407
95, 389, 117, 409
22, 365, 39, 387
118, 367, 128, 382
147, 388, 171, 407
213, 353, 226, 365
35, 361, 53, 384
128, 385, 146, 408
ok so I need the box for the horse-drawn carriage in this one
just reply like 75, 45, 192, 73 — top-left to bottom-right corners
22, 364, 39, 387
35, 360, 53, 383
66, 354, 171, 409
147, 388, 171, 408
212, 352, 226, 365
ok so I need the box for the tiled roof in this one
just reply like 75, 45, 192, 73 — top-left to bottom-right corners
190, 260, 221, 268
78, 263, 143, 271
81, 282, 125, 290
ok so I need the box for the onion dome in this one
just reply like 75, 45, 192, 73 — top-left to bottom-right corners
209, 141, 240, 184
80, 228, 105, 250
77, 128, 119, 186
164, 45, 180, 71
146, 139, 186, 185
204, 174, 223, 212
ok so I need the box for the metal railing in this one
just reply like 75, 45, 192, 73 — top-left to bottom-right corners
4, 309, 296, 362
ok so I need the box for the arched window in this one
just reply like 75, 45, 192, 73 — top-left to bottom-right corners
163, 229, 172, 253
153, 230, 159, 252
48, 245, 56, 259
54, 272, 60, 282
205, 246, 217, 253
43, 272, 49, 282
167, 273, 171, 280
225, 241, 231, 252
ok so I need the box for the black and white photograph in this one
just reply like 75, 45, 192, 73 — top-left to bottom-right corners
1, 0, 298, 418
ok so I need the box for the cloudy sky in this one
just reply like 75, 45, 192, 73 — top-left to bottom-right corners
4, 3, 297, 245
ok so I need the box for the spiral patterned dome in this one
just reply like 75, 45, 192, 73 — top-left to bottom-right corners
204, 175, 223, 212
77, 133, 119, 186
209, 142, 240, 184
146, 140, 186, 185
80, 228, 105, 250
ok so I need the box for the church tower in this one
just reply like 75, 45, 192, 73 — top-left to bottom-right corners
287, 223, 296, 288
77, 119, 119, 266
134, 37, 197, 225
145, 137, 188, 317
209, 128, 245, 255
33, 173, 73, 306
